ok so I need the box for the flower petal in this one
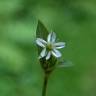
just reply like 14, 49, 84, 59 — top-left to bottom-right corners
40, 48, 46, 58
52, 49, 62, 58
54, 42, 65, 49
47, 32, 56, 43
36, 38, 47, 47
46, 51, 51, 60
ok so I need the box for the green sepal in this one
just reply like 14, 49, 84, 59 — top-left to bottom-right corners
40, 56, 57, 74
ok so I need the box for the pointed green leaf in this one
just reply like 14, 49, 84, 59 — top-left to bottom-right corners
36, 20, 49, 54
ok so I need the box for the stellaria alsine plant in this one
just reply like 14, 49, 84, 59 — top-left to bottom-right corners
36, 20, 71, 96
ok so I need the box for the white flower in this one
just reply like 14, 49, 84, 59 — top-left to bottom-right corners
36, 32, 65, 60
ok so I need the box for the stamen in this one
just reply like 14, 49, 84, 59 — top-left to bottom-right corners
46, 43, 53, 51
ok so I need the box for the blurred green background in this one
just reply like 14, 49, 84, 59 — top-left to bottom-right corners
0, 0, 96, 96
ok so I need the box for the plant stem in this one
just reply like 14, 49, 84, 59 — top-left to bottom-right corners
42, 73, 49, 96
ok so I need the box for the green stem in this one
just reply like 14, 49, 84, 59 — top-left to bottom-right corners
42, 74, 49, 96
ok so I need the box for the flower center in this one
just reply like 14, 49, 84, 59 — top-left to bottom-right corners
47, 43, 53, 51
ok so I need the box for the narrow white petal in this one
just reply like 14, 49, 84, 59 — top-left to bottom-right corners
52, 49, 62, 58
37, 38, 47, 44
36, 40, 45, 47
54, 42, 65, 49
46, 52, 51, 60
36, 38, 47, 47
40, 48, 46, 58
47, 32, 56, 43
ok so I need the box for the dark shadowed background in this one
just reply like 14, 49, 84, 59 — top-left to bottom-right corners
0, 0, 96, 96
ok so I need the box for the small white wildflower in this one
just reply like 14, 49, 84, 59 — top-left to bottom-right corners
36, 32, 65, 60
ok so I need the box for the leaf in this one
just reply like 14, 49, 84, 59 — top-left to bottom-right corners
36, 20, 49, 54
57, 60, 74, 68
